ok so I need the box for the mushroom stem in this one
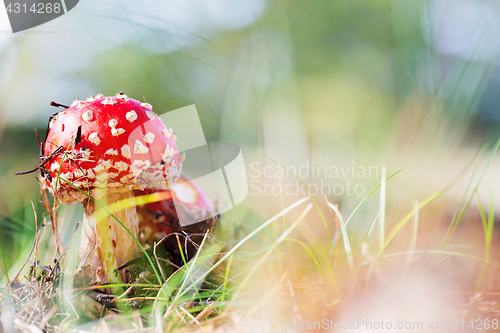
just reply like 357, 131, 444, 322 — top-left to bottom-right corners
79, 191, 140, 285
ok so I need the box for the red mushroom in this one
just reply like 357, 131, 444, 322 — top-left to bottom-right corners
41, 93, 182, 284
135, 176, 218, 266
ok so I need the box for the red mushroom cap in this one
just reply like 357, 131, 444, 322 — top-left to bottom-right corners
143, 176, 213, 214
136, 176, 214, 245
42, 93, 182, 203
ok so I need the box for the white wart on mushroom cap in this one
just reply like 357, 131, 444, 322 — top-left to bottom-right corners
43, 93, 182, 203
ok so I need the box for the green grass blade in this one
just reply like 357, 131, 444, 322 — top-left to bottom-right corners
366, 212, 379, 242
219, 255, 233, 314
176, 234, 203, 306
476, 185, 495, 291
345, 168, 404, 226
380, 192, 441, 256
405, 200, 419, 269
441, 139, 500, 248
0, 245, 9, 285
53, 133, 76, 194
475, 192, 488, 235
170, 231, 209, 306
327, 202, 354, 275
286, 238, 324, 283
378, 167, 386, 255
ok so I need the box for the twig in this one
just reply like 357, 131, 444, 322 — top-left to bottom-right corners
50, 101, 69, 108
15, 146, 63, 175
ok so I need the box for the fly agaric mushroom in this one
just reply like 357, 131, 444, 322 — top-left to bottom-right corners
135, 176, 218, 266
41, 93, 182, 284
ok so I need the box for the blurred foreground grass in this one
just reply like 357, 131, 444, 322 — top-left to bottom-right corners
1, 142, 500, 331
2, 0, 500, 331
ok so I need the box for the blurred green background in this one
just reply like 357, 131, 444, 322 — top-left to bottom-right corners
1, 0, 500, 271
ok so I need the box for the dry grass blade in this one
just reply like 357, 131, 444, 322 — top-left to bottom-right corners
194, 305, 215, 323
179, 306, 200, 325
